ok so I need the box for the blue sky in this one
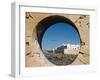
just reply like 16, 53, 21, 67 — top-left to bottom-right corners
42, 22, 80, 50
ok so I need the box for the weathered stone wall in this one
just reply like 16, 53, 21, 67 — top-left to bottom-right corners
25, 12, 89, 67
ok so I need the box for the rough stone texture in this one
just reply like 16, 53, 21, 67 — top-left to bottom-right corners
25, 12, 89, 67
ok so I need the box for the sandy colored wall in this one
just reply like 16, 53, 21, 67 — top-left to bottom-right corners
25, 12, 89, 67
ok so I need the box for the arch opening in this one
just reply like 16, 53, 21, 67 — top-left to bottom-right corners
36, 15, 81, 65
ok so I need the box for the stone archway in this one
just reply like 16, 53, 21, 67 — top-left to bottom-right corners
25, 12, 89, 67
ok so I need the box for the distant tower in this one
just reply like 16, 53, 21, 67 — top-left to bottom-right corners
67, 43, 71, 49
52, 48, 55, 53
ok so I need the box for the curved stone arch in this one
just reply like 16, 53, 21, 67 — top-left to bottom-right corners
36, 15, 81, 49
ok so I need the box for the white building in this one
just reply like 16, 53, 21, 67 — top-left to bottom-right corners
67, 43, 80, 49
64, 43, 80, 55
54, 43, 80, 54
